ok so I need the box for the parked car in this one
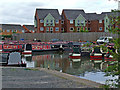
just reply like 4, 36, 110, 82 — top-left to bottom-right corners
97, 36, 113, 44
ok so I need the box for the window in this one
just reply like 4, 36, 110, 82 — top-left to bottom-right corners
46, 27, 49, 33
40, 27, 44, 31
56, 20, 59, 24
81, 23, 84, 26
12, 30, 14, 32
99, 27, 102, 31
32, 30, 35, 33
50, 27, 53, 33
46, 20, 49, 23
81, 21, 84, 26
61, 20, 64, 24
77, 28, 80, 32
106, 19, 107, 22
40, 20, 44, 23
99, 20, 102, 23
55, 27, 59, 31
70, 27, 74, 31
15, 30, 17, 32
88, 28, 91, 31
22, 30, 24, 33
7, 30, 10, 32
78, 20, 80, 23
61, 28, 64, 32
50, 27, 53, 31
70, 20, 73, 24
88, 21, 91, 24
51, 20, 53, 23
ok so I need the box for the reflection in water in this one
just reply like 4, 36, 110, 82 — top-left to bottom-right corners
22, 52, 117, 84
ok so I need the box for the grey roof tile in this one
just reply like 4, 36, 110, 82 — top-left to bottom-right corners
36, 8, 61, 20
63, 9, 87, 20
23, 25, 34, 30
1, 24, 24, 30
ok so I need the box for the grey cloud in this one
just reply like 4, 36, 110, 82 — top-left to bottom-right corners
0, 1, 45, 24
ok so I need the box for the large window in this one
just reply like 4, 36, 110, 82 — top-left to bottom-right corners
70, 20, 73, 24
70, 27, 74, 31
55, 27, 59, 31
40, 27, 44, 31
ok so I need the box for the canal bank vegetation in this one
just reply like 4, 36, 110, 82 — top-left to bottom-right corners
103, 9, 120, 88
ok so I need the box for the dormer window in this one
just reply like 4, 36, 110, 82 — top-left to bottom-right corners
70, 20, 73, 24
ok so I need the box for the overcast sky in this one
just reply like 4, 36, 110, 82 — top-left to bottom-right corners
0, 0, 119, 25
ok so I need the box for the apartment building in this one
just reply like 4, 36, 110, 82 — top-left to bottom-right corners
0, 24, 25, 36
34, 8, 118, 33
34, 9, 62, 33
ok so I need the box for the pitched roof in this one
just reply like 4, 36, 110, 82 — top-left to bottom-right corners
86, 13, 98, 20
1, 24, 23, 30
23, 25, 34, 30
63, 9, 86, 20
36, 8, 61, 20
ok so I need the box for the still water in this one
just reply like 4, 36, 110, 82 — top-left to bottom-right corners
22, 51, 117, 84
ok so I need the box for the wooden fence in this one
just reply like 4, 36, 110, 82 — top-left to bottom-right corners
13, 32, 118, 41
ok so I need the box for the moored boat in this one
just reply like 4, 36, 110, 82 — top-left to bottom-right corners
69, 43, 81, 59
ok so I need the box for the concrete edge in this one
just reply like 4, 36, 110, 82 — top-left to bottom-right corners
36, 68, 104, 88
1, 67, 104, 88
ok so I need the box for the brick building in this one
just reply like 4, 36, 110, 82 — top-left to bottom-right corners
34, 9, 62, 33
0, 24, 25, 36
22, 25, 35, 33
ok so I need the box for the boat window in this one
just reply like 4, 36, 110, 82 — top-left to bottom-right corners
26, 44, 32, 50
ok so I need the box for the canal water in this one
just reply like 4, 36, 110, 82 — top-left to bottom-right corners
22, 51, 117, 84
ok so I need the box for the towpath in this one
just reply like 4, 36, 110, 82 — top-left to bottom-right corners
2, 67, 103, 88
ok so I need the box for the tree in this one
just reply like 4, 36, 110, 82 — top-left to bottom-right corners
104, 9, 120, 88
